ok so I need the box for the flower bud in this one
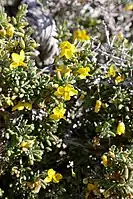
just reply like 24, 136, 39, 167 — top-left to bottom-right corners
117, 122, 125, 135
0, 28, 6, 37
101, 155, 108, 167
94, 100, 102, 113
6, 24, 14, 37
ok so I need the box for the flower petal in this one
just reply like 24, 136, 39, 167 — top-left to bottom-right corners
10, 62, 19, 69
44, 176, 52, 183
12, 101, 24, 111
49, 114, 60, 120
52, 176, 59, 183
48, 169, 56, 177
24, 102, 32, 110
52, 173, 63, 183
55, 173, 63, 181
65, 50, 73, 59
12, 53, 20, 63
20, 50, 25, 61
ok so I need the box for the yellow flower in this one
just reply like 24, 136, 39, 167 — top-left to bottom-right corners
10, 50, 27, 69
55, 84, 78, 101
77, 67, 91, 79
73, 29, 90, 41
44, 169, 63, 184
115, 76, 124, 84
27, 180, 41, 193
124, 3, 133, 11
60, 41, 77, 59
12, 101, 32, 111
94, 100, 102, 113
116, 122, 125, 135
56, 65, 71, 77
101, 155, 108, 167
20, 140, 34, 151
6, 23, 15, 37
106, 65, 117, 78
50, 106, 66, 120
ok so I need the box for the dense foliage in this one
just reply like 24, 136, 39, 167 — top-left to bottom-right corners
0, 1, 133, 198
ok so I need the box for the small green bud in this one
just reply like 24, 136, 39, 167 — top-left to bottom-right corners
46, 139, 52, 147
19, 37, 25, 49
31, 41, 37, 48
7, 150, 11, 156
19, 94, 24, 98
20, 88, 25, 93
14, 87, 19, 93
15, 32, 24, 37
18, 27, 25, 34
46, 147, 52, 152
29, 159, 34, 165
5, 133, 10, 139
12, 17, 17, 25
125, 106, 129, 112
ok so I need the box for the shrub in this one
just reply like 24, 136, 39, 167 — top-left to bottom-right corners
0, 2, 133, 199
